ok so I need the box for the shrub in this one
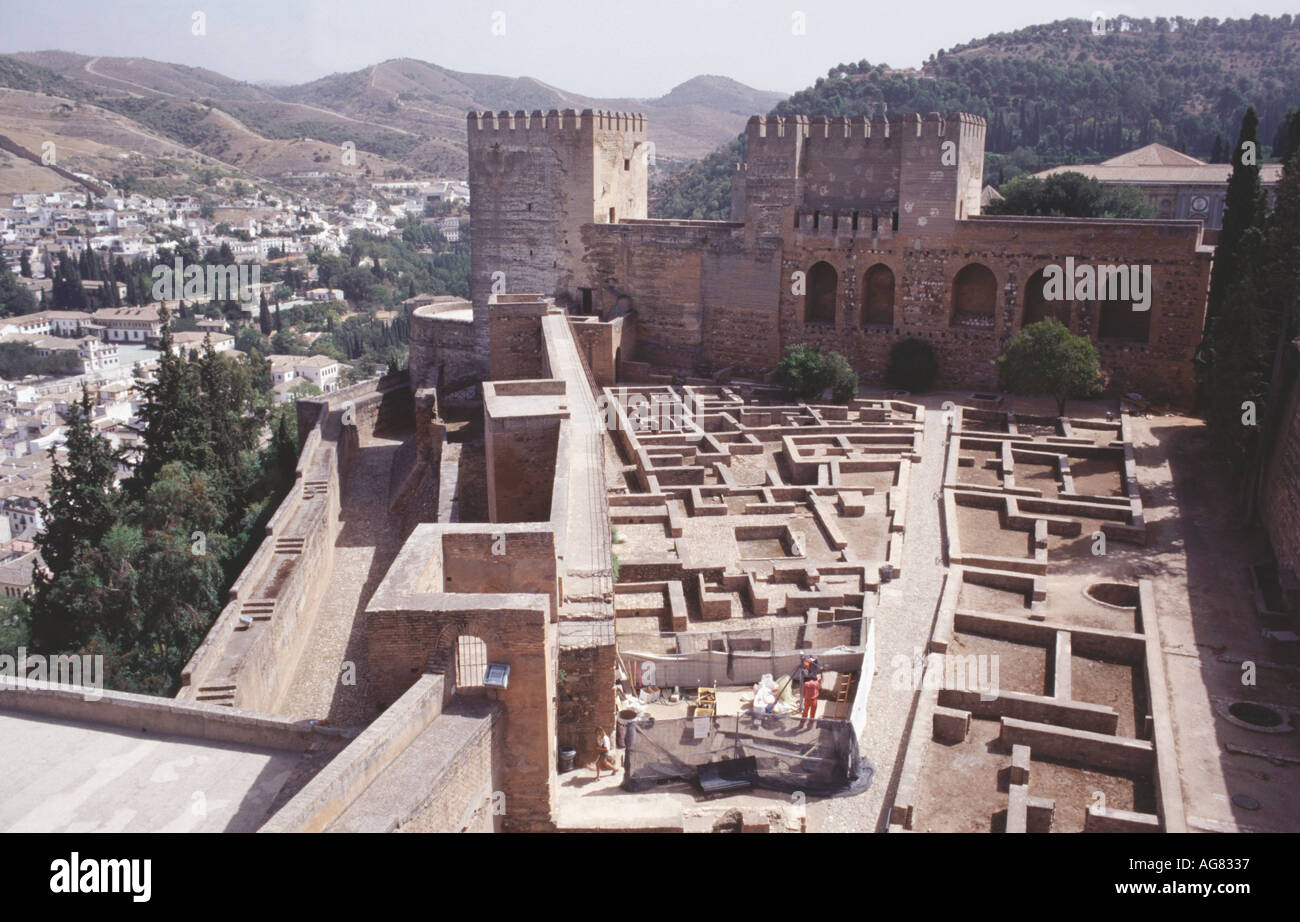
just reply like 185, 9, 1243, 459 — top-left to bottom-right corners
885, 338, 940, 392
774, 344, 858, 402
997, 318, 1103, 415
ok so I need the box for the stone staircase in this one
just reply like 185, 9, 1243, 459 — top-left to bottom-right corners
195, 683, 236, 706
274, 536, 306, 556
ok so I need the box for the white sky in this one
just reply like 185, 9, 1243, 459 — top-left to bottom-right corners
0, 0, 1295, 98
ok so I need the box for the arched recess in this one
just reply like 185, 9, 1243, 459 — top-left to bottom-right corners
805, 261, 837, 325
1022, 267, 1072, 328
862, 263, 895, 327
951, 263, 997, 329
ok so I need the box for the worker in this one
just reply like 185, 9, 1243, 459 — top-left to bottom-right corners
793, 655, 821, 696
595, 728, 617, 778
801, 673, 821, 721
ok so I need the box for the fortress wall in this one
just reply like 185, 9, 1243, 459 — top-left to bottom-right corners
260, 672, 450, 832
774, 218, 1211, 405
0, 677, 325, 752
579, 221, 778, 372
570, 314, 636, 388
179, 374, 411, 713
486, 417, 561, 523
409, 300, 476, 392
394, 704, 503, 833
488, 298, 551, 380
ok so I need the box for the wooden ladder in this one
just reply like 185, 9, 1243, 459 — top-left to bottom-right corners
833, 672, 854, 718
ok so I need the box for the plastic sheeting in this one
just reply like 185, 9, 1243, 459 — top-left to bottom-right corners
622, 712, 875, 796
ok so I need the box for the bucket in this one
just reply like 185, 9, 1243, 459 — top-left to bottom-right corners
616, 708, 639, 748
558, 747, 577, 773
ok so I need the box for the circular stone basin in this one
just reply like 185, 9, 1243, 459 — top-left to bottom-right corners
1083, 582, 1140, 609
1228, 701, 1284, 728
1218, 699, 1292, 734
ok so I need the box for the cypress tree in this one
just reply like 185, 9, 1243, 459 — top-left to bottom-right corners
30, 388, 122, 652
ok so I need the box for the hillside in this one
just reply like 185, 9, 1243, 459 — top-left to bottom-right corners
657, 14, 1300, 218
0, 53, 783, 196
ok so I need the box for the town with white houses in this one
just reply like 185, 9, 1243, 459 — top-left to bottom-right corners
0, 175, 469, 599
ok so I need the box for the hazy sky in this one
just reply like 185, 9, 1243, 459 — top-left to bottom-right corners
1, 0, 1295, 97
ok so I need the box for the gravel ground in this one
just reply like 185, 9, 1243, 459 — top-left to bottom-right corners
808, 399, 951, 832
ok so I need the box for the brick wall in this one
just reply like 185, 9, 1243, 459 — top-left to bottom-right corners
557, 641, 618, 762
486, 417, 561, 523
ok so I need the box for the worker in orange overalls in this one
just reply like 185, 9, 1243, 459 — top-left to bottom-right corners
801, 674, 821, 721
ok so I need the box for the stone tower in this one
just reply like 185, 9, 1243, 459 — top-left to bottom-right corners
467, 108, 649, 373
731, 111, 986, 240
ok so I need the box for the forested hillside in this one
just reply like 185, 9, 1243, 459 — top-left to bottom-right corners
656, 14, 1300, 218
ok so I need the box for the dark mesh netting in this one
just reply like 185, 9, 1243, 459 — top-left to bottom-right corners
622, 712, 875, 797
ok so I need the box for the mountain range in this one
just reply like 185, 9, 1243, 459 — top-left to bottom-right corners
0, 52, 783, 197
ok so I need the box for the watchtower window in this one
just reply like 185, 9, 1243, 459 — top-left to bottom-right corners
813, 211, 821, 230
852, 211, 859, 231
580, 288, 593, 315
624, 158, 630, 171
794, 211, 800, 229
609, 207, 616, 223
891, 211, 899, 231
871, 214, 879, 233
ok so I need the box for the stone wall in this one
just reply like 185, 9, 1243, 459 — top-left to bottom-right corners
1, 676, 327, 752
470, 109, 1212, 408
409, 298, 477, 392
486, 416, 561, 522
489, 296, 552, 380
179, 375, 410, 713
557, 635, 617, 762
570, 314, 636, 388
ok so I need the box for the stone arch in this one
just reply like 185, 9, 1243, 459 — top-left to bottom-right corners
1022, 267, 1071, 329
862, 263, 895, 327
805, 261, 837, 325
951, 263, 997, 329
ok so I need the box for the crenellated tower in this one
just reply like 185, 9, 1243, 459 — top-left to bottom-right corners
731, 110, 986, 240
467, 108, 648, 373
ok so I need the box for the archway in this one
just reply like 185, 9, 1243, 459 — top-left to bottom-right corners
1022, 267, 1071, 329
805, 261, 837, 325
951, 263, 997, 329
862, 263, 895, 327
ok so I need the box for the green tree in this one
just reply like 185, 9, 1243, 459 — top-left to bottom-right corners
0, 266, 37, 316
987, 171, 1155, 218
30, 389, 122, 652
998, 318, 1103, 416
774, 344, 858, 402
258, 291, 272, 335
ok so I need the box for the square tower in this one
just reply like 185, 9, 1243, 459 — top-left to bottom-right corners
467, 109, 648, 375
